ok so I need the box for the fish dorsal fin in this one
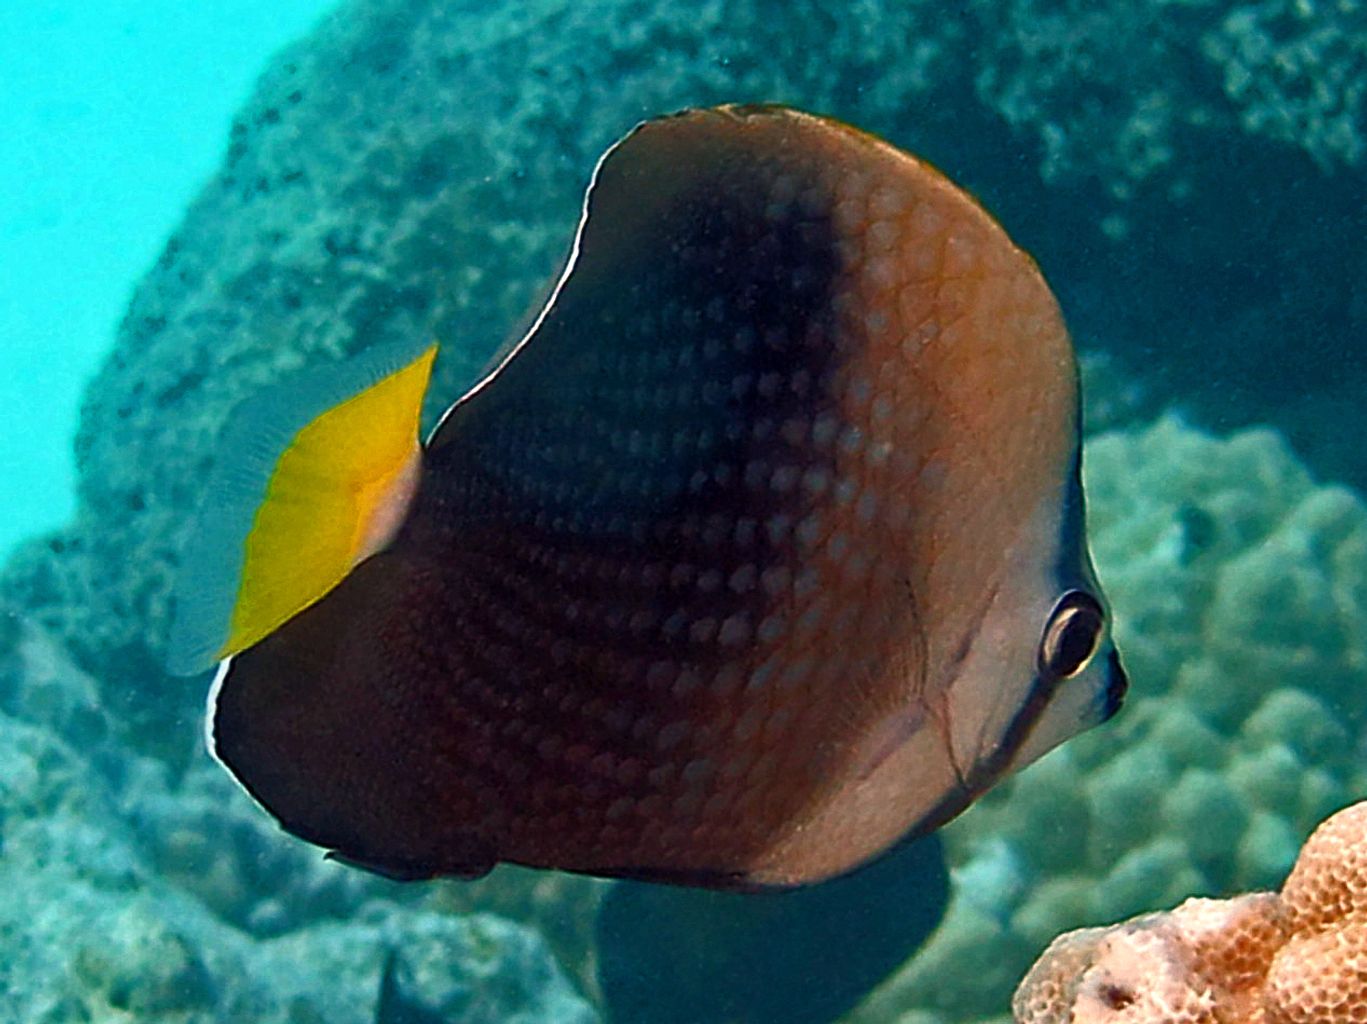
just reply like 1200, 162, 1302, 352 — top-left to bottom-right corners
166, 341, 437, 676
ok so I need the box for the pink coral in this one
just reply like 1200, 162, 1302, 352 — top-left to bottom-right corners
1012, 800, 1367, 1023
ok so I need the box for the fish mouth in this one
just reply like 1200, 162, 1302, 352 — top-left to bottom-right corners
1099, 647, 1128, 722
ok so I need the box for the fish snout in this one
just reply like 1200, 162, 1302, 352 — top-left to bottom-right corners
1099, 646, 1128, 723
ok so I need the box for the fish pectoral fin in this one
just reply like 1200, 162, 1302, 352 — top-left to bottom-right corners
166, 341, 437, 676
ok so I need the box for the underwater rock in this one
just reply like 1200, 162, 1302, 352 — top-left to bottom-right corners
965, 0, 1366, 488
255, 906, 598, 1024
124, 759, 409, 937
434, 867, 608, 998
0, 618, 597, 1023
4, 0, 1363, 750
970, 0, 1366, 188
2, 611, 411, 937
1012, 800, 1367, 1024
1202, 0, 1367, 170
849, 414, 1367, 1024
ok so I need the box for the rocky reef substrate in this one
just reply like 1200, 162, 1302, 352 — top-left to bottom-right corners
0, 614, 598, 1023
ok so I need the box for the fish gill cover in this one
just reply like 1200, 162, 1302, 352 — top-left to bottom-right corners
0, 0, 1363, 1022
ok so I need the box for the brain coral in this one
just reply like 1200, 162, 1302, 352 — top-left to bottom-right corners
848, 414, 1367, 1024
1012, 800, 1367, 1024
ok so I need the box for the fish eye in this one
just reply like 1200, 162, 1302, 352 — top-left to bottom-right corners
1038, 591, 1106, 681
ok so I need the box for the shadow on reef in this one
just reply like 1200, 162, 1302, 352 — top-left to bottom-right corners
595, 834, 949, 1024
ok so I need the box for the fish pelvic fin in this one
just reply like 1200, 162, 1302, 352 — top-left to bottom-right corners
166, 341, 437, 676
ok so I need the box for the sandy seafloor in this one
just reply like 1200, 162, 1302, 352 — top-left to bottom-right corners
0, 0, 334, 560
1, 1, 1365, 1021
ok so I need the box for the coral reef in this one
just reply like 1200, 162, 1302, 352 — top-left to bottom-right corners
1012, 800, 1367, 1024
848, 414, 1367, 1023
1203, 0, 1367, 170
971, 0, 1367, 193
3, 0, 1363, 752
2, 1, 1364, 1020
0, 612, 598, 1023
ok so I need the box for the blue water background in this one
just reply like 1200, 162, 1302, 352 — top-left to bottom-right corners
0, 1, 334, 561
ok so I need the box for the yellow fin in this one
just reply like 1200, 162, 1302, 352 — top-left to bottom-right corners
167, 342, 437, 676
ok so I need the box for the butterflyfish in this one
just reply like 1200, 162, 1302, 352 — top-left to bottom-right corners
169, 104, 1127, 891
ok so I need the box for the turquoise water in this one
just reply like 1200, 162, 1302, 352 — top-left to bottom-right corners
1, 2, 1364, 1022
0, 0, 334, 560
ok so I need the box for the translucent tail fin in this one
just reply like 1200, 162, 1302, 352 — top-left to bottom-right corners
167, 341, 437, 675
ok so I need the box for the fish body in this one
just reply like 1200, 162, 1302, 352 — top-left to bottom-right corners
171, 105, 1126, 890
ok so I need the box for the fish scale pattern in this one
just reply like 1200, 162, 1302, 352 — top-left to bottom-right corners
209, 106, 1105, 892
408, 112, 871, 879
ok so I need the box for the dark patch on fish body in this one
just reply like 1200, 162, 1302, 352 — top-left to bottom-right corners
216, 110, 856, 883
399, 136, 853, 872
207, 105, 1125, 889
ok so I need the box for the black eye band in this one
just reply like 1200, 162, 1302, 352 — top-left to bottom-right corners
1038, 590, 1105, 681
